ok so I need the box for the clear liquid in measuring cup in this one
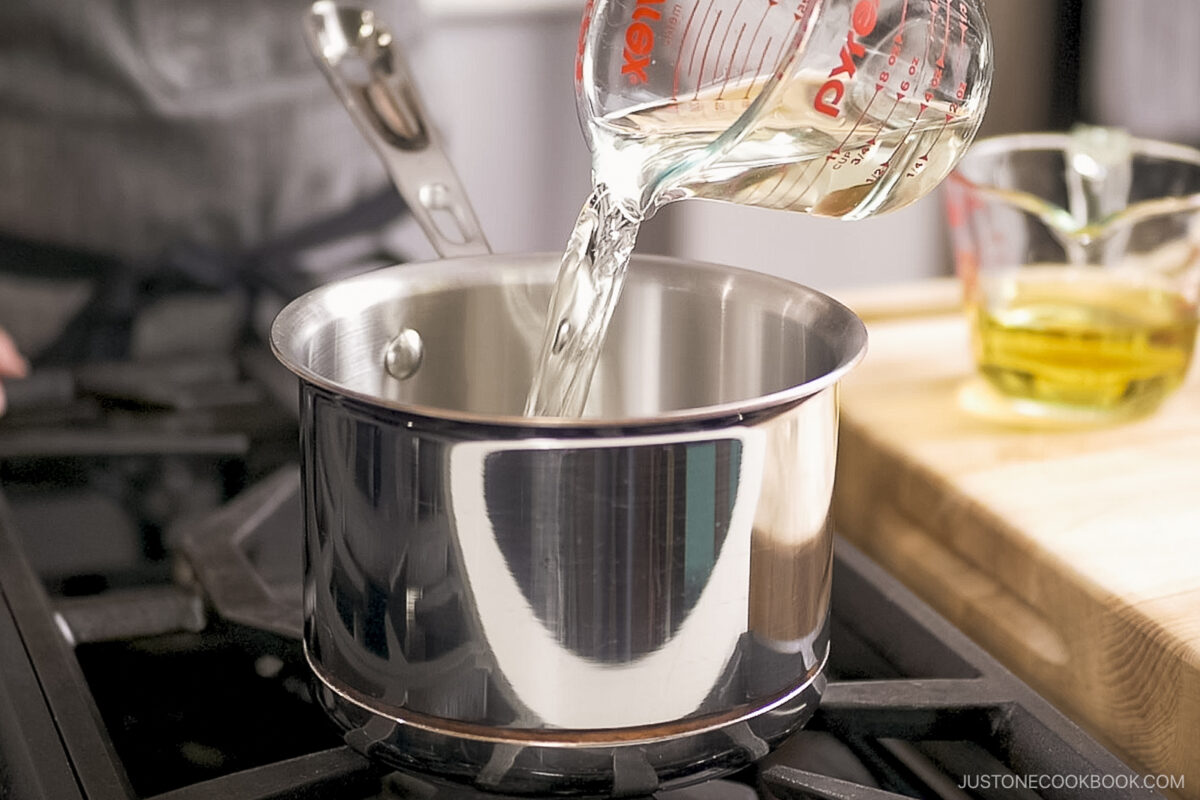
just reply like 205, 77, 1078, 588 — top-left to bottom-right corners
597, 72, 978, 219
526, 78, 977, 417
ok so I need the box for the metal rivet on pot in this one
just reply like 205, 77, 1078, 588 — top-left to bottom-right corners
384, 328, 423, 380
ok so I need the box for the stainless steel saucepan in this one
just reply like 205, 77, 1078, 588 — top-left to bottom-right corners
271, 252, 866, 796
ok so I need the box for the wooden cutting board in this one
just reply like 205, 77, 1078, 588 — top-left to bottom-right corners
830, 279, 1200, 796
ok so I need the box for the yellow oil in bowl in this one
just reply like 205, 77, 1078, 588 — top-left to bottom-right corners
969, 270, 1198, 416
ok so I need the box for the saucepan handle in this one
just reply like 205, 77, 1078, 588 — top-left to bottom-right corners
305, 1, 492, 259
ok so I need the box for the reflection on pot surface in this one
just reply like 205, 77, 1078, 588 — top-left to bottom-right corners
273, 254, 865, 795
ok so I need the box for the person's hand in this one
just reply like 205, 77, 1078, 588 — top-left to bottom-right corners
0, 327, 29, 416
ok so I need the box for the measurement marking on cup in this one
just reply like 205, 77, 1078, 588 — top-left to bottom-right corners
710, 0, 743, 87
757, 154, 817, 207
777, 0, 816, 82
870, 96, 903, 144
717, 23, 748, 98
953, 1, 970, 85
922, 0, 945, 110
870, 105, 925, 184
734, 3, 772, 99
936, 0, 951, 69
693, 10, 724, 99
917, 2, 933, 78
672, 1, 702, 98
742, 35, 774, 99
895, 0, 910, 42
895, 105, 926, 148
751, 7, 800, 99
756, 147, 809, 204
663, 1, 684, 45
686, 0, 716, 83
835, 85, 882, 153
769, 10, 799, 74
919, 115, 952, 162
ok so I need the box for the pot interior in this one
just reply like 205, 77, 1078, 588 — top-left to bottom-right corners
271, 253, 866, 420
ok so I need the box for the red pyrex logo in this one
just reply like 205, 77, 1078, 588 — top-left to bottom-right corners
813, 0, 880, 117
622, 0, 665, 84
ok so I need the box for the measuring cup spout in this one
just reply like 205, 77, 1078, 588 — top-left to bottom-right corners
951, 129, 1200, 269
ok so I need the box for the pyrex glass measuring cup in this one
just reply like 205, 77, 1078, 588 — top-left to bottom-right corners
576, 0, 993, 219
945, 129, 1200, 422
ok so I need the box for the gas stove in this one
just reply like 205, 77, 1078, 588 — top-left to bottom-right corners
0, 350, 1163, 800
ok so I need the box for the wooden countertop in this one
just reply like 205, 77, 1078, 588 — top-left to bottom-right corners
830, 279, 1200, 796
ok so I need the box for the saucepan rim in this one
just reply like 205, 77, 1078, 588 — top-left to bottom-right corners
270, 252, 868, 429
